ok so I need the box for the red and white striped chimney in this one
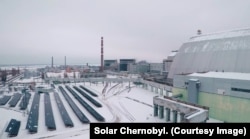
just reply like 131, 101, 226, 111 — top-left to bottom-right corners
101, 37, 104, 72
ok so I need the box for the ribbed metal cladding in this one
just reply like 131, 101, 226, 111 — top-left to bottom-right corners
168, 28, 250, 84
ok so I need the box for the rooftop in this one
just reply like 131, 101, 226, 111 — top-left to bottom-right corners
189, 71, 250, 81
188, 27, 250, 42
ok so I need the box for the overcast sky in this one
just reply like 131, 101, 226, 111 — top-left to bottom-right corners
1, 0, 250, 65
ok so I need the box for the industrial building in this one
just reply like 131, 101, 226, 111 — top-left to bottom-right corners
119, 59, 136, 71
168, 28, 250, 122
127, 61, 150, 74
163, 50, 177, 73
149, 63, 163, 74
104, 60, 118, 71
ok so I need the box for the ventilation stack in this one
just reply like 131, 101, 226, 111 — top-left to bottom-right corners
64, 56, 66, 71
100, 37, 104, 72
52, 56, 53, 68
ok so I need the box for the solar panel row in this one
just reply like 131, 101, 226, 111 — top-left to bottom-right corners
79, 85, 98, 97
8, 93, 22, 107
54, 92, 74, 127
58, 86, 90, 123
44, 92, 56, 130
65, 85, 105, 122
73, 86, 102, 107
26, 93, 40, 133
19, 92, 31, 110
0, 95, 12, 105
5, 119, 21, 137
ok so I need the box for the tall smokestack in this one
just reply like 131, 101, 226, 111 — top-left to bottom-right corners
65, 56, 66, 70
52, 56, 53, 68
101, 37, 104, 72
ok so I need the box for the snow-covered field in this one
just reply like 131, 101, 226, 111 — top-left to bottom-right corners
0, 77, 165, 139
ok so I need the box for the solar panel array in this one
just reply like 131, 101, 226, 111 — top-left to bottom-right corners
65, 85, 105, 122
58, 86, 90, 123
0, 95, 12, 105
5, 119, 21, 137
8, 93, 22, 107
26, 93, 40, 133
54, 92, 74, 127
44, 92, 56, 130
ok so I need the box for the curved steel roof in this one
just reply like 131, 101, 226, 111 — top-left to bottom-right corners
168, 28, 250, 80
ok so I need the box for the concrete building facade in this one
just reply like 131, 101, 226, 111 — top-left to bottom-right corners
104, 60, 118, 71
149, 63, 163, 74
127, 62, 150, 74
119, 59, 136, 71
173, 72, 250, 122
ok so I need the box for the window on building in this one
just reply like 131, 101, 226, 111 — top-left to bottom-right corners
231, 87, 250, 93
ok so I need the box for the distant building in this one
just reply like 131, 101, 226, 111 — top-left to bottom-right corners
0, 70, 7, 83
104, 60, 118, 71
127, 61, 150, 74
119, 59, 136, 71
163, 50, 177, 73
149, 63, 163, 74
23, 69, 40, 78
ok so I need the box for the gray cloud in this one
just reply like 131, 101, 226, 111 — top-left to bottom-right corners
1, 0, 250, 65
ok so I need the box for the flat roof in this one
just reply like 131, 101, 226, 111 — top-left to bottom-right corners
188, 71, 250, 81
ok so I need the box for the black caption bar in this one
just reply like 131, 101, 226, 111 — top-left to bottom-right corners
90, 123, 250, 138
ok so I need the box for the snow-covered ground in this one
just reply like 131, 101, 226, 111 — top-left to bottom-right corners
0, 76, 166, 139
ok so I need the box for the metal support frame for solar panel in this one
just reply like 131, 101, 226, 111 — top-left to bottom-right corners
54, 92, 74, 127
73, 86, 102, 107
26, 93, 40, 133
8, 93, 22, 107
58, 86, 90, 123
79, 85, 98, 97
0, 95, 12, 105
19, 92, 31, 110
44, 92, 56, 130
5, 119, 21, 137
65, 85, 105, 122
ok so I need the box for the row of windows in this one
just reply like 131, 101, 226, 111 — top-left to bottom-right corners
231, 87, 250, 93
